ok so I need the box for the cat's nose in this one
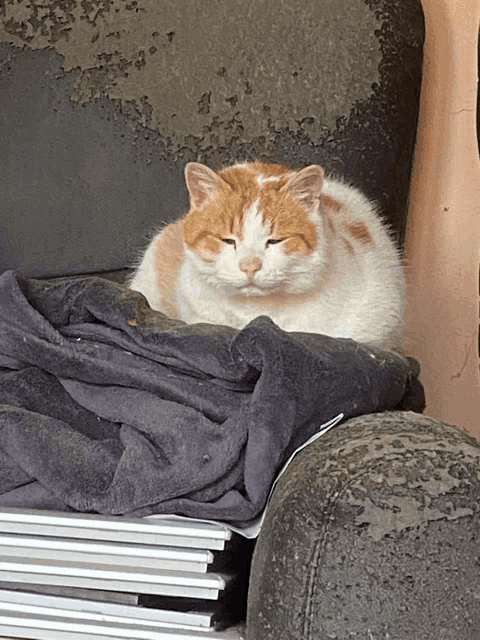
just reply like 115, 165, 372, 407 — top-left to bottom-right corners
239, 256, 262, 278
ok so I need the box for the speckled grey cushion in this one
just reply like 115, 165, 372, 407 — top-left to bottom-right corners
247, 411, 480, 640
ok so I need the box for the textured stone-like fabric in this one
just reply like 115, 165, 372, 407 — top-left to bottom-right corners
0, 271, 424, 523
247, 412, 480, 639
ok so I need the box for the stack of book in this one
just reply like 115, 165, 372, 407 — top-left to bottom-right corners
0, 508, 249, 639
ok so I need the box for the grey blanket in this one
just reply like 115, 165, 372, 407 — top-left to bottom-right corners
0, 270, 424, 525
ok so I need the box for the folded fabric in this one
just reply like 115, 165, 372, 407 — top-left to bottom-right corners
0, 270, 424, 525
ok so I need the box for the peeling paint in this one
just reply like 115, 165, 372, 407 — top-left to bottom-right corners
354, 495, 474, 542
248, 411, 480, 639
0, 0, 382, 153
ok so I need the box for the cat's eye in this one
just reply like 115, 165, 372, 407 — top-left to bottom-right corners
266, 238, 286, 246
221, 238, 236, 247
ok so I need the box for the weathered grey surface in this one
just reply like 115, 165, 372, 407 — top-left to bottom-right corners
0, 0, 424, 277
1, 0, 382, 148
0, 45, 187, 278
247, 412, 480, 640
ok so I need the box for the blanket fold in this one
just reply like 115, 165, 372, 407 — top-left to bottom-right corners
0, 270, 424, 524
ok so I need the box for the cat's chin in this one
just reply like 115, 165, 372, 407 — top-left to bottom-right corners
234, 283, 283, 298
239, 288, 269, 297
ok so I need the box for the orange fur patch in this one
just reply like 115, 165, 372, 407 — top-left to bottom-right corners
184, 162, 318, 257
326, 216, 336, 236
343, 238, 355, 255
260, 182, 317, 253
348, 221, 373, 245
321, 194, 343, 212
255, 164, 318, 253
154, 218, 185, 317
251, 162, 294, 178
218, 165, 259, 192
183, 166, 258, 255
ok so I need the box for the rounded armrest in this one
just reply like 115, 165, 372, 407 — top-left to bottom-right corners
247, 411, 480, 639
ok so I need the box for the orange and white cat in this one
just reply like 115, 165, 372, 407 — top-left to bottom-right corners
129, 162, 405, 350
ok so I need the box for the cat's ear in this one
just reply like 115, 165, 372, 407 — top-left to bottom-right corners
281, 165, 324, 210
185, 163, 229, 209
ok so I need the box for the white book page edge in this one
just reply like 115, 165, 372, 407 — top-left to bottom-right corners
0, 589, 215, 628
0, 510, 232, 540
0, 609, 246, 639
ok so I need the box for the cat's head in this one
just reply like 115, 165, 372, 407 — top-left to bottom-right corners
182, 162, 330, 296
